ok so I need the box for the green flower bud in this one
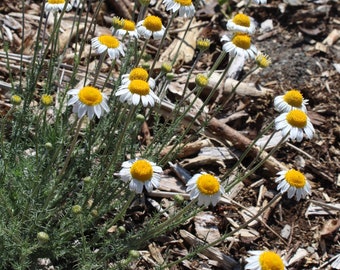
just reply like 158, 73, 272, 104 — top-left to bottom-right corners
72, 205, 82, 215
161, 62, 172, 73
11, 95, 22, 105
37, 232, 50, 243
136, 114, 145, 122
173, 194, 185, 205
83, 176, 91, 183
118, 226, 126, 234
128, 250, 140, 259
45, 142, 53, 149
166, 73, 174, 81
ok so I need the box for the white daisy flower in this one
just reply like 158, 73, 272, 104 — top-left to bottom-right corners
121, 67, 156, 90
274, 89, 308, 113
91, 35, 125, 60
186, 173, 224, 207
137, 15, 166, 40
227, 13, 256, 35
44, 0, 72, 13
275, 109, 315, 142
67, 86, 110, 119
252, 0, 267, 4
115, 79, 160, 107
119, 159, 163, 194
115, 19, 138, 38
275, 169, 311, 201
221, 33, 257, 60
245, 250, 287, 270
162, 0, 195, 18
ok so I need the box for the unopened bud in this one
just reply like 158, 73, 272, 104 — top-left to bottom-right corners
72, 205, 82, 215
37, 232, 50, 243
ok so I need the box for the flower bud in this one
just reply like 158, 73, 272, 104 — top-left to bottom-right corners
11, 95, 22, 105
173, 194, 185, 205
196, 38, 211, 52
166, 73, 174, 81
161, 62, 172, 73
136, 114, 145, 122
195, 74, 208, 87
41, 94, 53, 106
72, 205, 82, 215
45, 142, 53, 149
37, 232, 50, 243
128, 250, 140, 259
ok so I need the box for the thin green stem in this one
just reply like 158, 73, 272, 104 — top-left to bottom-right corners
149, 12, 177, 77
59, 117, 84, 177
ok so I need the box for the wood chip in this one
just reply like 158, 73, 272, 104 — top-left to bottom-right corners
288, 248, 309, 266
148, 243, 165, 265
179, 230, 238, 269
194, 212, 221, 244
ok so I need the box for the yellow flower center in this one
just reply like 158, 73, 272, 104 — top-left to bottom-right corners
78, 86, 103, 106
97, 35, 119, 48
259, 251, 285, 270
283, 90, 303, 107
232, 14, 251, 27
196, 174, 220, 195
128, 80, 150, 96
48, 0, 65, 3
129, 68, 149, 81
130, 160, 153, 182
143, 15, 163, 32
285, 169, 306, 188
256, 53, 271, 68
123, 19, 136, 31
286, 109, 307, 128
232, 33, 251, 49
175, 0, 192, 6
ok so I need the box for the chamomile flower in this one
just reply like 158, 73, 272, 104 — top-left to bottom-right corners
121, 67, 156, 89
186, 173, 224, 207
119, 159, 163, 194
275, 109, 315, 142
44, 0, 72, 13
275, 169, 311, 201
274, 89, 308, 113
245, 250, 286, 270
162, 0, 195, 18
137, 15, 166, 40
115, 79, 160, 107
227, 13, 256, 35
221, 33, 257, 60
116, 19, 138, 38
67, 86, 110, 119
91, 35, 125, 60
